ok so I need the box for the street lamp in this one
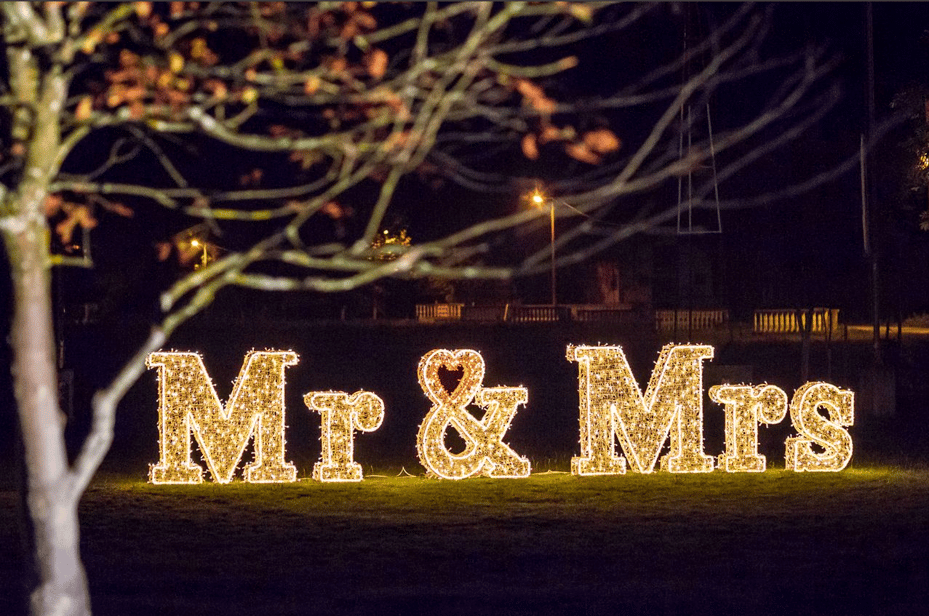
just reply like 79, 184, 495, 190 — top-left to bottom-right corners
189, 238, 209, 269
530, 189, 556, 306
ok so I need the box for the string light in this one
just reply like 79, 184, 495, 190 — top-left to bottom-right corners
709, 384, 788, 472
785, 381, 854, 472
147, 351, 299, 484
305, 391, 384, 482
416, 349, 530, 479
569, 344, 715, 475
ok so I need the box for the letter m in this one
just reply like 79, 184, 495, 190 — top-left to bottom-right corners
570, 344, 714, 475
147, 351, 299, 484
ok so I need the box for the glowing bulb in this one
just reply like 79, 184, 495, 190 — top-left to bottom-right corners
190, 239, 200, 247
416, 349, 530, 479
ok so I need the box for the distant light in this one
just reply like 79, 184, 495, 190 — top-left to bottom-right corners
531, 191, 545, 205
190, 239, 200, 247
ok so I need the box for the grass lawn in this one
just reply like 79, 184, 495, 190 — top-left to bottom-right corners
3, 467, 928, 615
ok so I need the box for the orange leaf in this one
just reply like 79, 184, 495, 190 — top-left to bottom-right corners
304, 75, 321, 95
583, 129, 621, 154
168, 51, 184, 73
515, 79, 544, 101
155, 242, 172, 262
565, 143, 601, 165
320, 201, 345, 219
134, 2, 152, 18
44, 194, 64, 217
81, 29, 103, 54
74, 96, 93, 121
365, 49, 388, 80
107, 202, 134, 218
521, 133, 539, 160
539, 124, 560, 144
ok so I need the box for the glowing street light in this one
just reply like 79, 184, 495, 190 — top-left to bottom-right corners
529, 188, 556, 306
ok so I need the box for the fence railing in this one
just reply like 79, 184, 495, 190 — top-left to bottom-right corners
655, 309, 729, 331
461, 305, 507, 322
414, 305, 842, 334
753, 308, 839, 334
416, 303, 639, 324
415, 303, 463, 321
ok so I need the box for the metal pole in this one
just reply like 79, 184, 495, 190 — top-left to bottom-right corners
866, 2, 881, 363
550, 201, 557, 306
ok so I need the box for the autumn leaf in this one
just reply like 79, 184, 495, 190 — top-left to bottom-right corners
155, 242, 173, 262
565, 142, 601, 165
74, 96, 93, 121
105, 202, 134, 218
134, 2, 152, 19
515, 79, 556, 114
557, 2, 593, 23
515, 79, 545, 102
304, 75, 321, 95
191, 38, 207, 59
240, 87, 258, 104
522, 133, 539, 160
55, 206, 97, 244
539, 124, 560, 144
320, 201, 346, 219
169, 51, 185, 73
81, 28, 104, 54
558, 56, 579, 70
128, 102, 145, 120
583, 129, 621, 154
365, 48, 388, 80
43, 194, 64, 217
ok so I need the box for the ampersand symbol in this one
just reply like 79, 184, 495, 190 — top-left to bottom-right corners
416, 349, 530, 479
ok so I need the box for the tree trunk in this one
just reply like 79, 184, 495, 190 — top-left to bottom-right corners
4, 218, 91, 616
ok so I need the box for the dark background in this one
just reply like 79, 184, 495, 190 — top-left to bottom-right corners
4, 3, 929, 473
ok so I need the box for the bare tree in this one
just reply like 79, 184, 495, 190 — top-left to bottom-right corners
0, 3, 838, 614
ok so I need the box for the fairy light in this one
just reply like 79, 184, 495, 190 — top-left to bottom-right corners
416, 349, 530, 479
569, 344, 715, 475
305, 390, 384, 482
785, 381, 854, 472
709, 384, 788, 472
147, 350, 299, 484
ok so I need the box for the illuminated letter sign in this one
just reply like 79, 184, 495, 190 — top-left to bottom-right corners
147, 351, 299, 484
709, 384, 788, 472
417, 349, 530, 479
305, 391, 384, 482
569, 344, 715, 475
146, 343, 857, 484
785, 381, 854, 472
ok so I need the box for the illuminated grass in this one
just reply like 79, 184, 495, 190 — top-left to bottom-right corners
3, 468, 928, 615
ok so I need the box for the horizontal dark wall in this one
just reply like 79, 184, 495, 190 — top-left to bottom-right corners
4, 316, 926, 481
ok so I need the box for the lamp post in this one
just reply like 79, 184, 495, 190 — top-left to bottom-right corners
190, 238, 208, 269
531, 190, 556, 306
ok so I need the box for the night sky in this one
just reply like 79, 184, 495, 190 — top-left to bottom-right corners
6, 3, 929, 326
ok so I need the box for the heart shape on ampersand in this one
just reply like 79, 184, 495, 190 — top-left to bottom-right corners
419, 349, 485, 405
